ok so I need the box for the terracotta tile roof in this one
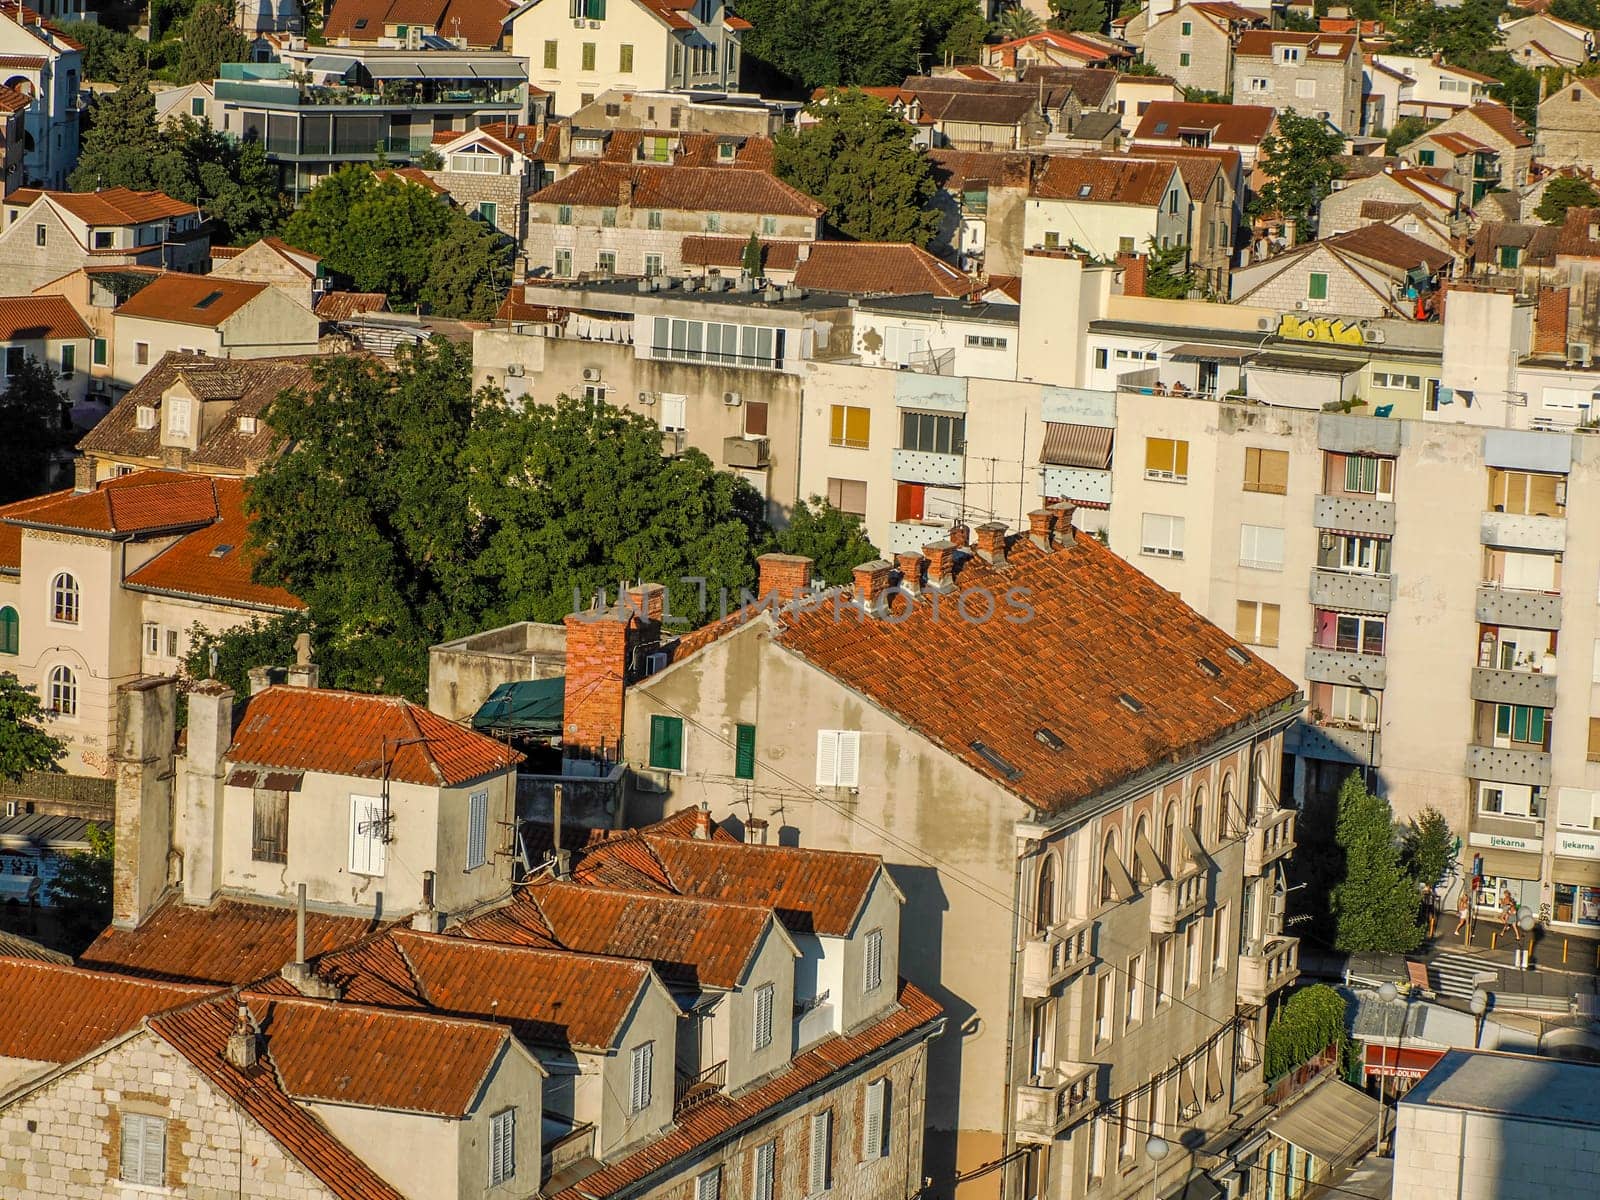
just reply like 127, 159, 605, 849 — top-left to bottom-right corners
227, 685, 522, 787
8, 186, 198, 225
910, 86, 1036, 126
595, 130, 776, 171
114, 274, 270, 328
1033, 155, 1178, 206
1462, 101, 1532, 149
1019, 65, 1117, 107
0, 470, 220, 537
493, 284, 561, 323
641, 808, 742, 841
1327, 222, 1452, 274
0, 930, 71, 962
447, 897, 562, 948
1135, 146, 1240, 191
1188, 1, 1265, 24
1554, 206, 1600, 258
634, 0, 695, 30
0, 53, 45, 68
0, 1, 82, 50
568, 829, 679, 891
988, 30, 1112, 61
79, 897, 383, 986
375, 166, 449, 196
0, 81, 34, 111
1360, 199, 1429, 221
315, 291, 389, 320
209, 244, 246, 260
679, 235, 802, 272
531, 163, 824, 218
952, 64, 998, 80
1234, 29, 1356, 58
985, 273, 1022, 302
258, 235, 321, 275
549, 981, 943, 1200
792, 242, 970, 297
324, 0, 511, 46
148, 996, 410, 1200
391, 930, 654, 1051
1133, 101, 1275, 146
0, 959, 214, 1064
926, 148, 1035, 191
1427, 130, 1491, 155
124, 479, 306, 612
0, 489, 58, 571
0, 294, 90, 341
438, 120, 546, 159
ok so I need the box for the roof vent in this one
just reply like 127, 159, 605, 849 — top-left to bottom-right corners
1197, 656, 1223, 678
1225, 646, 1251, 666
1118, 693, 1144, 714
1034, 727, 1064, 751
210, 543, 234, 557
970, 740, 1022, 781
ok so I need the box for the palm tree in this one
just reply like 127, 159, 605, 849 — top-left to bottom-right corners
994, 4, 1044, 40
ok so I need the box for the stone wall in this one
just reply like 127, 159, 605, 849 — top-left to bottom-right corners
427, 168, 529, 243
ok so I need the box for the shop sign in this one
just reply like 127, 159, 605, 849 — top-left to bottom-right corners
1469, 831, 1540, 853
1556, 830, 1600, 858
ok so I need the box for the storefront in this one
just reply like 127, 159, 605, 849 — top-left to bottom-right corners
1363, 1045, 1447, 1098
1466, 833, 1542, 913
1552, 791, 1600, 929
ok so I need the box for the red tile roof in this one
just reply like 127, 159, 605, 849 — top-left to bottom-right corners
1234, 29, 1356, 58
375, 166, 448, 196
792, 242, 971, 297
79, 897, 383, 986
0, 82, 32, 113
0, 470, 221, 538
1032, 155, 1179, 206
315, 291, 389, 320
8, 186, 198, 225
1462, 101, 1533, 149
0, 959, 214, 1064
0, 293, 90, 341
531, 163, 825, 218
1326, 223, 1453, 274
113, 274, 270, 328
0, 53, 45, 67
1133, 101, 1276, 147
227, 685, 522, 787
593, 130, 776, 171
323, 0, 512, 46
678, 235, 803, 273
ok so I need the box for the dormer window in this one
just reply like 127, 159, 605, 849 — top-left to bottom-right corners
1279, 47, 1301, 64
167, 397, 191, 438
238, 415, 258, 434
574, 136, 602, 156
717, 141, 736, 161
136, 405, 156, 430
93, 229, 113, 249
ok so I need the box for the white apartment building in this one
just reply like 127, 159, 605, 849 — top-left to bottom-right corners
0, 4, 81, 188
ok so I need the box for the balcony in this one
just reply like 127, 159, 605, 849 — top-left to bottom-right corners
1289, 720, 1379, 767
541, 1122, 595, 1189
1310, 568, 1395, 614
1481, 511, 1566, 553
214, 77, 525, 110
1319, 412, 1402, 456
1238, 937, 1300, 1007
892, 447, 964, 486
723, 434, 769, 469
1465, 744, 1552, 787
660, 429, 687, 457
1305, 646, 1386, 690
1470, 666, 1558, 707
887, 519, 950, 555
1245, 808, 1297, 877
1475, 584, 1562, 631
1039, 465, 1111, 506
1150, 868, 1207, 934
1021, 914, 1096, 998
1314, 495, 1396, 538
1014, 1062, 1098, 1144
673, 1060, 726, 1117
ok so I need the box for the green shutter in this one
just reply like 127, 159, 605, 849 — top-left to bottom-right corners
649, 715, 683, 771
1308, 272, 1328, 300
92, 338, 107, 365
735, 724, 756, 779
0, 606, 17, 655
1530, 707, 1547, 744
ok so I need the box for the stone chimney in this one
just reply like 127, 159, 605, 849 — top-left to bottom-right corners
224, 1003, 260, 1071
756, 553, 813, 605
923, 540, 957, 592
895, 552, 924, 596
1027, 509, 1057, 552
286, 632, 318, 689
692, 802, 712, 840
112, 677, 179, 929
1534, 286, 1571, 356
181, 680, 233, 906
975, 522, 1008, 566
247, 666, 272, 695
618, 174, 635, 208
562, 602, 632, 762
72, 456, 94, 494
852, 559, 893, 615
1049, 501, 1078, 545
1115, 251, 1147, 298
745, 817, 768, 845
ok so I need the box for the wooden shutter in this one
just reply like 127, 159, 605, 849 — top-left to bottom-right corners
649, 716, 683, 771
830, 405, 845, 444
863, 1078, 887, 1160
252, 789, 289, 863
1178, 1061, 1200, 1117
864, 928, 883, 992
744, 401, 768, 436
1259, 603, 1280, 647
816, 730, 839, 787
1588, 717, 1600, 761
122, 1113, 164, 1186
836, 731, 861, 788
735, 724, 756, 780
1205, 1045, 1224, 1101
808, 1110, 831, 1194
755, 1141, 775, 1200
468, 791, 488, 870
631, 1042, 653, 1111
119, 1114, 143, 1183
754, 983, 773, 1049
490, 1108, 515, 1184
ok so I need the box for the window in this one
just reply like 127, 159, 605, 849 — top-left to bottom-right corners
601, 205, 617, 227
34, 224, 45, 246
1334, 534, 1391, 575
1180, 19, 1192, 34
826, 477, 867, 517
1235, 601, 1280, 647
1035, 854, 1056, 932
829, 404, 870, 449
467, 790, 489, 870
647, 209, 663, 230
1086, 1114, 1104, 1181
476, 201, 498, 227
1416, 148, 1435, 166
629, 1041, 654, 1112
1144, 437, 1189, 481
554, 248, 573, 277
816, 730, 861, 787
1139, 513, 1185, 559
50, 572, 79, 623
92, 337, 107, 366
964, 334, 1007, 350
1334, 613, 1385, 655
136, 341, 150, 366
0, 606, 15, 656
1480, 783, 1545, 819
1094, 971, 1113, 1043
1094, 347, 1109, 370
734, 723, 756, 780
1488, 469, 1564, 517
119, 1112, 166, 1186
1243, 447, 1289, 494
696, 1168, 721, 1200
657, 392, 687, 432
167, 397, 191, 438
1326, 684, 1378, 726
754, 1141, 776, 1200
649, 714, 684, 771
1295, 78, 1316, 100
597, 250, 617, 274
1, 346, 21, 377
620, 43, 634, 71
850, 1076, 887, 1161
761, 215, 778, 236
1308, 272, 1328, 301
1124, 953, 1144, 1029
754, 982, 774, 1049
1371, 373, 1421, 391
1500, 245, 1521, 269
900, 409, 964, 455
644, 253, 663, 278
137, 404, 156, 429
1343, 454, 1395, 497
1496, 703, 1549, 747
1184, 923, 1201, 990
556, 204, 573, 226
60, 343, 75, 377
864, 927, 884, 992
1557, 788, 1600, 832
1280, 46, 1301, 63
252, 789, 289, 863
1211, 903, 1229, 973
1155, 935, 1174, 1006
802, 1111, 835, 1196
1248, 76, 1269, 93
1179, 52, 1191, 66
191, 95, 206, 117
653, 316, 786, 369
581, 42, 596, 70
1239, 524, 1285, 571
48, 665, 76, 716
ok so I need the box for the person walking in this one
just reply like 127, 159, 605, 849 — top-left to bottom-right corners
1454, 890, 1472, 944
1500, 888, 1522, 943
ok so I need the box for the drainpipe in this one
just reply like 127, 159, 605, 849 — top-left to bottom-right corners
999, 831, 1027, 1200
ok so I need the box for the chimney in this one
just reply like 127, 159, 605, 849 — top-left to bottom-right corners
72, 456, 94, 494
1027, 509, 1057, 552
224, 1003, 260, 1071
947, 523, 970, 549
623, 582, 667, 622
1534, 285, 1571, 355
618, 175, 634, 208
692, 802, 712, 840
181, 680, 233, 906
745, 817, 768, 845
411, 871, 440, 932
756, 552, 813, 605
247, 666, 272, 695
287, 632, 318, 688
895, 552, 924, 596
1048, 501, 1078, 545
295, 882, 307, 964
852, 559, 893, 615
112, 677, 178, 929
975, 521, 1008, 566
1115, 251, 1147, 297
562, 604, 631, 762
923, 540, 957, 592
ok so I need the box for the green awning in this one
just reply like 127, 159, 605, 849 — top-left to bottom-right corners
472, 678, 564, 735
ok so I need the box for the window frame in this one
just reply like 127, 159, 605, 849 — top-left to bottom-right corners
864, 927, 884, 993
348, 794, 388, 877
119, 1111, 166, 1187
648, 714, 685, 772
829, 404, 871, 450
50, 571, 79, 624
489, 1107, 517, 1186
0, 605, 16, 656
1308, 271, 1329, 301
47, 664, 77, 717
1242, 446, 1289, 495
1139, 512, 1185, 559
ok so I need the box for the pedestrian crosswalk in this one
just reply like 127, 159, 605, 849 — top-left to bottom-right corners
1430, 951, 1500, 1000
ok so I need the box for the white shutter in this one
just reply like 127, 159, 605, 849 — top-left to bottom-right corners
696, 1168, 721, 1200
883, 325, 903, 365
808, 1110, 831, 1194
468, 791, 489, 870
350, 796, 387, 876
630, 1042, 653, 1112
119, 1114, 143, 1183
125, 1113, 164, 1186
863, 1079, 887, 1161
836, 731, 860, 787
816, 730, 840, 787
864, 928, 883, 993
754, 983, 774, 1050
755, 1140, 776, 1200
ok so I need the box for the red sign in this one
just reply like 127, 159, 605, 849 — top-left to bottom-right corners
1364, 1045, 1446, 1080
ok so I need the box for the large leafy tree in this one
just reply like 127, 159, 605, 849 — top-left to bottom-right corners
1401, 806, 1454, 900
772, 498, 880, 584
1248, 109, 1345, 238
775, 90, 940, 246
1387, 0, 1539, 123
1049, 0, 1106, 32
739, 0, 984, 90
174, 0, 250, 84
0, 675, 66, 782
1330, 773, 1423, 953
49, 823, 114, 951
422, 217, 514, 320
0, 356, 70, 504
60, 21, 148, 82
69, 68, 165, 192
1536, 176, 1600, 224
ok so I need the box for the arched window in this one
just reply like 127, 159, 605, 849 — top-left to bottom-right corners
1133, 813, 1153, 883
1161, 800, 1180, 872
1218, 773, 1236, 842
50, 573, 79, 624
1100, 828, 1121, 905
48, 665, 77, 716
1035, 854, 1056, 933
1253, 752, 1272, 817
1190, 786, 1207, 851
0, 605, 16, 655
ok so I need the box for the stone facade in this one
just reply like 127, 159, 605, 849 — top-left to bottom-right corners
1536, 81, 1600, 169
1142, 8, 1236, 97
1233, 42, 1362, 132
427, 168, 529, 243
1231, 243, 1404, 318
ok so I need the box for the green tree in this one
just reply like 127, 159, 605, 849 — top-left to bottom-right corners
1264, 984, 1349, 1079
1536, 175, 1600, 224
1048, 0, 1105, 31
1383, 114, 1435, 156
49, 822, 114, 951
741, 231, 765, 276
174, 0, 250, 84
1330, 773, 1423, 953
1248, 109, 1345, 237
775, 90, 940, 246
738, 0, 918, 88
422, 215, 513, 319
0, 356, 69, 504
150, 0, 197, 41
995, 4, 1043, 38
1401, 806, 1454, 897
154, 118, 287, 244
1142, 237, 1194, 299
60, 21, 147, 82
772, 498, 880, 584
68, 68, 165, 192
0, 674, 67, 782
1552, 0, 1600, 28
183, 613, 317, 700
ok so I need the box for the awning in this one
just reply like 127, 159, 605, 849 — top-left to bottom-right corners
307, 55, 357, 73
1168, 343, 1256, 363
472, 678, 565, 736
1268, 1077, 1375, 1166
1363, 1045, 1446, 1080
364, 60, 423, 78
224, 768, 304, 792
1039, 422, 1113, 469
1477, 847, 1541, 879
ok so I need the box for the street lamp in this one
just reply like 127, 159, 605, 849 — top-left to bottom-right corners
1375, 981, 1399, 1156
1518, 912, 1536, 972
1469, 987, 1488, 1049
1144, 1135, 1171, 1200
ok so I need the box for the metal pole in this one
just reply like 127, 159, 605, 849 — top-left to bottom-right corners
1378, 1005, 1392, 1154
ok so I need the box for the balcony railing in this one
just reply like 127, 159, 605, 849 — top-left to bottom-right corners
1310, 568, 1395, 614
723, 434, 769, 469
1014, 1061, 1098, 1144
1305, 646, 1386, 690
1475, 583, 1562, 630
892, 447, 964, 486
649, 343, 784, 372
1238, 936, 1299, 1006
1288, 719, 1379, 768
1481, 510, 1566, 553
1150, 867, 1207, 934
1314, 494, 1396, 538
1021, 914, 1096, 998
1470, 666, 1558, 707
541, 1122, 595, 1187
1245, 808, 1296, 877
1465, 744, 1552, 787
887, 519, 949, 555
674, 1060, 727, 1116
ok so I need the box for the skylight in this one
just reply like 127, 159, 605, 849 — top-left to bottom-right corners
1118, 693, 1144, 714
194, 290, 225, 309
1197, 657, 1222, 679
1225, 646, 1251, 666
970, 741, 1022, 781
1034, 728, 1065, 751
210, 544, 234, 558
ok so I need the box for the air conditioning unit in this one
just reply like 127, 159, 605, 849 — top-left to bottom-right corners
1294, 300, 1310, 311
506, 363, 525, 377
1567, 343, 1591, 367
582, 366, 602, 382
639, 390, 656, 404
1362, 328, 1386, 345
1270, 893, 1287, 918
573, 16, 585, 26
723, 391, 741, 406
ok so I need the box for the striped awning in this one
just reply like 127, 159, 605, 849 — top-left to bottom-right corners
1039, 422, 1113, 469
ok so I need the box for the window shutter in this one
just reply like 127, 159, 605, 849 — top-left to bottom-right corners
836, 731, 860, 788
808, 1110, 831, 1194
650, 716, 683, 771
697, 1168, 721, 1200
816, 730, 839, 787
754, 983, 774, 1050
755, 1141, 776, 1200
349, 796, 386, 875
735, 724, 756, 780
864, 928, 883, 992
631, 1042, 653, 1111
863, 1078, 887, 1160
468, 791, 489, 870
141, 1114, 165, 1185
120, 1114, 143, 1183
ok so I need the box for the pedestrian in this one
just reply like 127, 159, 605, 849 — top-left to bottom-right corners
1454, 890, 1472, 943
1500, 888, 1522, 943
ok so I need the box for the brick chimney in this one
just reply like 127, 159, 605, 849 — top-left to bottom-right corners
623, 582, 668, 622
756, 553, 813, 605
692, 802, 712, 840
562, 602, 632, 762
895, 551, 924, 596
947, 523, 970, 549
852, 559, 893, 615
975, 521, 1008, 566
1048, 501, 1078, 546
1115, 251, 1147, 298
923, 540, 957, 591
1027, 509, 1057, 552
1534, 286, 1571, 355
72, 456, 94, 494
